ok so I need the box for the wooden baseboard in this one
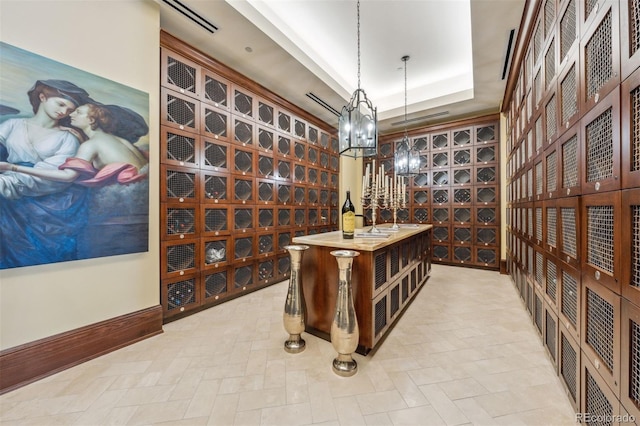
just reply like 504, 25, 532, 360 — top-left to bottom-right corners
0, 305, 163, 395
500, 259, 508, 274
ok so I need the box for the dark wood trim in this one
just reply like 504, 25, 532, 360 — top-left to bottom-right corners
380, 114, 500, 141
502, 0, 542, 112
621, 67, 640, 189
0, 305, 163, 395
500, 259, 508, 274
160, 30, 335, 134
620, 298, 640, 420
621, 188, 640, 307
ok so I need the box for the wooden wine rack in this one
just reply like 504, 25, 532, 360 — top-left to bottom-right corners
160, 31, 339, 321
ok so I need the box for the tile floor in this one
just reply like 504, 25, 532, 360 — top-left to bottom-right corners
0, 264, 578, 425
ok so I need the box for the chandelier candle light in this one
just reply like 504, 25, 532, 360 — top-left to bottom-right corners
361, 159, 407, 233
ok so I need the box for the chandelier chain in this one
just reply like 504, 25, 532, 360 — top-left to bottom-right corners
357, 0, 361, 90
404, 58, 408, 128
403, 55, 409, 139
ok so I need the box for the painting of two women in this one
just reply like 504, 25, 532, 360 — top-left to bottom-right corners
0, 42, 150, 269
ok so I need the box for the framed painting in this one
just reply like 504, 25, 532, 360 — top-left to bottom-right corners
0, 42, 150, 269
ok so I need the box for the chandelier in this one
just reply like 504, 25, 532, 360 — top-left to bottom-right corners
338, 0, 377, 158
394, 55, 419, 176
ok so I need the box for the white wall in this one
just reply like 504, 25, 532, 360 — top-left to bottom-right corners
0, 0, 161, 350
339, 156, 364, 229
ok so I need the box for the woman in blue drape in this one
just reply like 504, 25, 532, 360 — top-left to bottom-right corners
0, 80, 90, 269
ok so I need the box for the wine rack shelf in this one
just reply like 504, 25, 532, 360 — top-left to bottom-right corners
373, 117, 500, 270
160, 32, 339, 320
504, 0, 639, 421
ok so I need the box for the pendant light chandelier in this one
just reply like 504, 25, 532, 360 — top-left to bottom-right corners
338, 0, 377, 158
394, 55, 419, 176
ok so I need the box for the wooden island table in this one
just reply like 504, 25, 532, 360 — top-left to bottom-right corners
292, 224, 432, 354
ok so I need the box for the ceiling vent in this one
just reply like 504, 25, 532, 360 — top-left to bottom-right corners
501, 29, 516, 80
162, 0, 218, 34
306, 93, 340, 117
391, 111, 449, 126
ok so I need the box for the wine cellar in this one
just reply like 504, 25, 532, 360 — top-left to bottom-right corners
504, 0, 639, 420
160, 32, 340, 321
370, 116, 501, 270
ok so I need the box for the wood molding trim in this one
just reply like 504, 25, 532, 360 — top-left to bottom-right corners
501, 0, 542, 111
380, 113, 501, 141
160, 30, 336, 134
0, 305, 163, 395
500, 259, 508, 274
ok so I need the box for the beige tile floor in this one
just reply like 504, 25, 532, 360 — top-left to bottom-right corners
0, 264, 578, 425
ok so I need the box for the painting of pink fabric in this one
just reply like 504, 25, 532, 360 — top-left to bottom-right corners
0, 42, 150, 269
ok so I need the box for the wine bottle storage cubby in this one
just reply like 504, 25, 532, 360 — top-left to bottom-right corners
581, 352, 623, 423
162, 165, 199, 203
453, 246, 472, 264
453, 187, 472, 205
622, 67, 640, 189
475, 226, 498, 247
202, 171, 229, 203
161, 88, 200, 134
233, 263, 255, 290
375, 117, 500, 269
160, 34, 338, 320
202, 236, 229, 269
581, 277, 621, 398
534, 288, 544, 337
161, 239, 199, 279
545, 255, 559, 308
558, 262, 580, 341
581, 192, 621, 294
412, 207, 429, 224
559, 59, 580, 133
453, 226, 472, 245
162, 204, 198, 240
202, 138, 230, 172
453, 168, 472, 186
255, 179, 274, 204
476, 247, 498, 267
622, 189, 640, 307
505, 0, 636, 417
621, 299, 640, 420
580, 87, 621, 195
202, 104, 230, 141
163, 275, 199, 315
277, 253, 291, 279
203, 268, 229, 304
162, 127, 199, 168
258, 257, 276, 283
558, 321, 580, 411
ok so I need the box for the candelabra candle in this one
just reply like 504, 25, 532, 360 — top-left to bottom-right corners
387, 174, 408, 230
360, 168, 389, 233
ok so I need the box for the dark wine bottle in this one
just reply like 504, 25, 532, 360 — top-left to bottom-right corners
342, 190, 356, 239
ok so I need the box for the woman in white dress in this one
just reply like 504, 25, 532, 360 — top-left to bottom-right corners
0, 80, 89, 198
1, 102, 149, 186
0, 80, 90, 269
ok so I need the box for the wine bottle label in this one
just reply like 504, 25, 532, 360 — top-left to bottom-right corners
343, 211, 356, 233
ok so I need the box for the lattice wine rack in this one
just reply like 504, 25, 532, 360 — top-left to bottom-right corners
160, 35, 339, 320
504, 0, 639, 420
376, 117, 500, 269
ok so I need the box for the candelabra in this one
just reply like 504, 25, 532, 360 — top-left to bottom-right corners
361, 160, 407, 233
388, 182, 408, 230
360, 172, 387, 234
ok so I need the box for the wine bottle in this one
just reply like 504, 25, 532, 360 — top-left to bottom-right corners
342, 190, 356, 239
